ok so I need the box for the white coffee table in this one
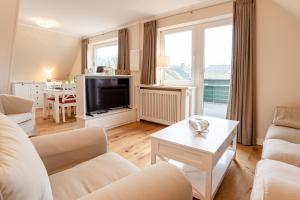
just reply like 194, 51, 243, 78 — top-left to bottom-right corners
150, 116, 239, 200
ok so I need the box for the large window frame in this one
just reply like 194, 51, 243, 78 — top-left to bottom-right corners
158, 18, 233, 114
92, 39, 118, 70
159, 26, 195, 86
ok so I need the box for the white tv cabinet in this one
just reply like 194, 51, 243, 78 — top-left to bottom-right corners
75, 75, 137, 130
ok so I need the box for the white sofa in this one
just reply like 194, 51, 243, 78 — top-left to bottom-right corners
0, 114, 192, 200
251, 106, 300, 200
0, 94, 35, 136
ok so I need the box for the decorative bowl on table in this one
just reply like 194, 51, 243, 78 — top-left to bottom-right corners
189, 117, 210, 133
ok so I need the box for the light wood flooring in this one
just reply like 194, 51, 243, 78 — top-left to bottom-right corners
35, 109, 262, 200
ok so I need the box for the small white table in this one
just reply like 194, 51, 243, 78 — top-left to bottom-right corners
150, 116, 239, 200
43, 89, 63, 123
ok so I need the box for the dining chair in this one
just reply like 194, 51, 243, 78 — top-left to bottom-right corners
47, 83, 76, 123
59, 83, 76, 123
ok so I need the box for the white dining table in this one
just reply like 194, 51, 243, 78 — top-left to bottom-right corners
43, 89, 63, 123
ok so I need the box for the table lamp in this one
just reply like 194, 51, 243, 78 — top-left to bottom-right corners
43, 68, 53, 82
157, 55, 170, 85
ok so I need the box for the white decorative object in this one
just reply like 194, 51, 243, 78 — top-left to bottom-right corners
85, 67, 94, 74
150, 116, 239, 200
189, 117, 210, 133
157, 55, 169, 85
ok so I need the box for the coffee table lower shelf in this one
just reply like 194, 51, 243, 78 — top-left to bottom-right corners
167, 147, 235, 200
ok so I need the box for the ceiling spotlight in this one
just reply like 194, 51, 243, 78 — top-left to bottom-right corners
33, 18, 58, 29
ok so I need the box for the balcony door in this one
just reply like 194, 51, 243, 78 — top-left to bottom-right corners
159, 19, 232, 117
202, 24, 233, 118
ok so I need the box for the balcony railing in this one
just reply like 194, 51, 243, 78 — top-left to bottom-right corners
203, 79, 230, 104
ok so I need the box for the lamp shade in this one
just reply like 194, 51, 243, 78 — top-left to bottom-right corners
157, 55, 170, 68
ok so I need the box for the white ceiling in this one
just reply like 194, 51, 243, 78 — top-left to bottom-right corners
19, 0, 212, 36
273, 0, 300, 20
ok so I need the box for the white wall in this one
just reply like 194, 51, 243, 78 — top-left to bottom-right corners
11, 25, 81, 81
69, 48, 82, 78
256, 0, 300, 143
0, 0, 19, 93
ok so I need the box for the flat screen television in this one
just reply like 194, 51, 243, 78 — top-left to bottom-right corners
85, 77, 130, 114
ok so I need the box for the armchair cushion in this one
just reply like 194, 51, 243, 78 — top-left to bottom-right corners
6, 112, 33, 124
0, 114, 53, 200
31, 127, 108, 175
273, 106, 300, 130
79, 162, 192, 200
50, 152, 139, 200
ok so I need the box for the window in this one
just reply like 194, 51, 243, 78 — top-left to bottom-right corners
93, 41, 118, 69
161, 29, 193, 82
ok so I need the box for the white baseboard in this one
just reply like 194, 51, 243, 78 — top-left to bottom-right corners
256, 138, 264, 145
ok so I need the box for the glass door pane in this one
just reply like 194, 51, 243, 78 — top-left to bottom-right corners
163, 30, 192, 81
203, 24, 232, 118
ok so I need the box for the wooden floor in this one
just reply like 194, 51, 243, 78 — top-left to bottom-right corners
35, 110, 261, 200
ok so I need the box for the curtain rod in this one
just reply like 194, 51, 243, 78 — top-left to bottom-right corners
142, 0, 233, 23
85, 0, 233, 39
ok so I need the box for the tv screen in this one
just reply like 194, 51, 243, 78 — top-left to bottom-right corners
85, 77, 130, 114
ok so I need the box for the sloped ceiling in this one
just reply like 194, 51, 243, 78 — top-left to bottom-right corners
11, 25, 80, 81
273, 0, 300, 20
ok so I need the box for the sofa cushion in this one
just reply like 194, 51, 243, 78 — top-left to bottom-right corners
251, 159, 300, 200
266, 125, 300, 144
6, 112, 33, 124
262, 139, 300, 168
0, 114, 53, 200
273, 106, 300, 130
49, 152, 139, 200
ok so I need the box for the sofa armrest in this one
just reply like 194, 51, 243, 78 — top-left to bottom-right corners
79, 163, 192, 200
31, 127, 107, 175
0, 94, 34, 114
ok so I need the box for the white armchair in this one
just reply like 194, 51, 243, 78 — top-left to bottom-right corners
0, 94, 35, 136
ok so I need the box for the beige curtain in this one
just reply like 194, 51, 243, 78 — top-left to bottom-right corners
227, 0, 256, 145
81, 38, 89, 74
117, 28, 130, 71
141, 20, 157, 85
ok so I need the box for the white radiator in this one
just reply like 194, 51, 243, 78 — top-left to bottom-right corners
139, 89, 182, 125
